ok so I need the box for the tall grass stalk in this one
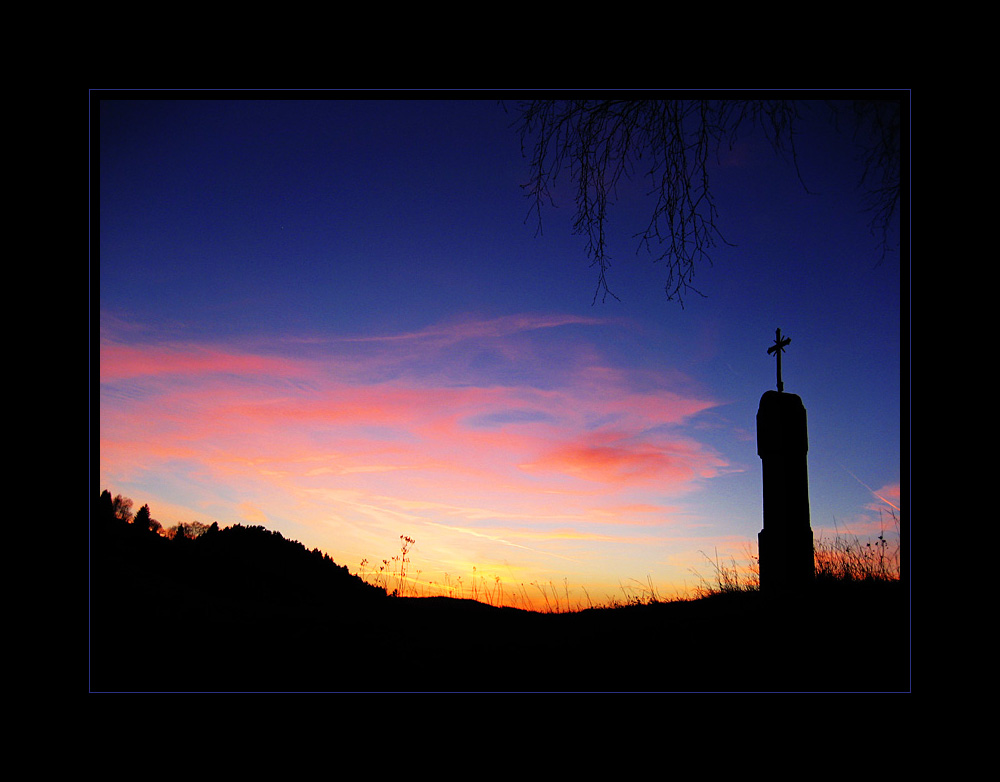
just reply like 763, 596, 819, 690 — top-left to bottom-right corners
359, 512, 901, 611
814, 509, 900, 583
691, 546, 761, 598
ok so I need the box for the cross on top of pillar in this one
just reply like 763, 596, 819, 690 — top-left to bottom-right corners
767, 328, 791, 392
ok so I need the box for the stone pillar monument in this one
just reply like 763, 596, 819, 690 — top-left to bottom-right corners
757, 329, 814, 591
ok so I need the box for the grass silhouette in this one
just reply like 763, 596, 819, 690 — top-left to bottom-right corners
365, 511, 901, 610
91, 491, 907, 692
814, 511, 901, 584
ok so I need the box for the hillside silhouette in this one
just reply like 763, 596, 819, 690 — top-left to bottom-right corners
90, 491, 909, 692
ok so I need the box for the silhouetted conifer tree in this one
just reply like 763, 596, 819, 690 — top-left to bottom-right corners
133, 504, 151, 533
98, 490, 114, 524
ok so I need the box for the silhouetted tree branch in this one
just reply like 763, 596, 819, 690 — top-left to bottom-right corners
167, 520, 213, 541
112, 494, 133, 524
509, 98, 902, 306
836, 99, 901, 262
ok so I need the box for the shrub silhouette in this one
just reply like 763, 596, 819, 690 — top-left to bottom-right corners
90, 490, 907, 692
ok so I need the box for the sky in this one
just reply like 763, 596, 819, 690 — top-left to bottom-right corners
95, 95, 904, 609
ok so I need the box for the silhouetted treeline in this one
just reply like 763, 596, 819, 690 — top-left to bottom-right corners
91, 490, 396, 690
90, 490, 908, 692
93, 489, 384, 605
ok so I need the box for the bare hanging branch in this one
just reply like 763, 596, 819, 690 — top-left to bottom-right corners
844, 99, 902, 262
509, 98, 901, 306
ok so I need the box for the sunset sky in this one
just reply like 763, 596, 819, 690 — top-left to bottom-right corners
95, 95, 904, 608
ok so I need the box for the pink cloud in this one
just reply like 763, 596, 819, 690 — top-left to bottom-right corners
101, 342, 303, 382
521, 430, 725, 489
103, 340, 720, 482
869, 482, 901, 512
100, 313, 732, 597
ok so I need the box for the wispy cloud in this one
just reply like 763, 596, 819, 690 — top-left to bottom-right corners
100, 312, 730, 601
328, 313, 610, 345
522, 430, 726, 489
842, 466, 901, 512
100, 342, 304, 382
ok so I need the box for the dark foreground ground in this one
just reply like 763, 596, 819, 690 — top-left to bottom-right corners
90, 529, 910, 692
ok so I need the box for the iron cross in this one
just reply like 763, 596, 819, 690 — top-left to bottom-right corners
767, 328, 791, 392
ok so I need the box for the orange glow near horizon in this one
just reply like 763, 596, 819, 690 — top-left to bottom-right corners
96, 99, 902, 619
99, 314, 899, 612
100, 315, 740, 608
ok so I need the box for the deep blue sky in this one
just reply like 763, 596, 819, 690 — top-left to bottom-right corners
97, 96, 904, 604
